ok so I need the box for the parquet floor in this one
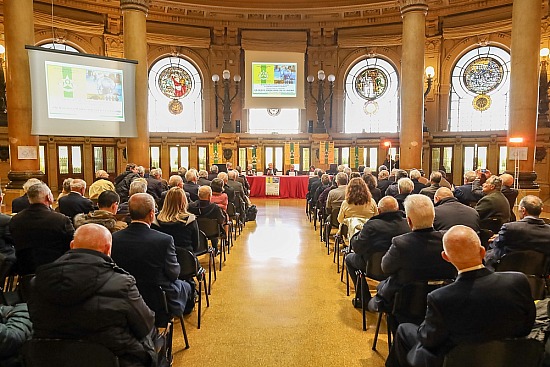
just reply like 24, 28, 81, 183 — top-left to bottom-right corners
172, 198, 388, 367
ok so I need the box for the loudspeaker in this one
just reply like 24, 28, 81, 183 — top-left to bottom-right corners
308, 120, 313, 133
236, 120, 241, 133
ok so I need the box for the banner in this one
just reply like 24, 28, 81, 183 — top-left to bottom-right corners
350, 146, 364, 169
284, 142, 300, 167
209, 143, 222, 164
265, 176, 280, 196
247, 146, 261, 172
319, 141, 335, 165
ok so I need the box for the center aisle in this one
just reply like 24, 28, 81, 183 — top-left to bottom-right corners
173, 199, 388, 367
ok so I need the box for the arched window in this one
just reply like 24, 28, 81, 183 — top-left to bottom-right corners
39, 42, 80, 53
449, 46, 510, 131
344, 57, 399, 133
148, 56, 203, 133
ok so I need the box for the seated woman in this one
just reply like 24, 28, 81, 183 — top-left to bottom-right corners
153, 187, 199, 253
337, 177, 378, 225
210, 178, 228, 212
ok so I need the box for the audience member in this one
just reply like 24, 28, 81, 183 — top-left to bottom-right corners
58, 179, 94, 222
394, 178, 414, 211
0, 188, 15, 268
313, 174, 331, 207
117, 179, 148, 216
207, 165, 219, 181
74, 190, 127, 233
188, 186, 226, 253
453, 170, 481, 207
419, 171, 442, 202
112, 193, 193, 317
0, 303, 32, 366
56, 178, 73, 202
184, 170, 200, 202
437, 169, 452, 189
363, 173, 381, 203
30, 223, 157, 367
88, 170, 115, 203
159, 175, 188, 210
153, 187, 199, 253
368, 195, 456, 314
433, 187, 480, 232
326, 172, 349, 212
475, 175, 510, 232
485, 195, 550, 269
197, 170, 211, 186
227, 170, 246, 215
114, 163, 141, 203
347, 197, 410, 307
337, 177, 378, 224
11, 178, 42, 214
235, 166, 250, 196
388, 225, 535, 367
210, 178, 228, 211
500, 173, 519, 222
307, 169, 323, 201
178, 167, 188, 183
10, 183, 75, 275
264, 162, 278, 176
409, 169, 427, 194
145, 168, 164, 200
377, 170, 391, 194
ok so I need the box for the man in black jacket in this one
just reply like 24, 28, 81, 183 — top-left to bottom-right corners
29, 223, 156, 367
11, 178, 42, 214
115, 163, 141, 203
188, 186, 226, 253
58, 179, 94, 223
453, 170, 481, 207
388, 225, 535, 367
433, 187, 480, 232
347, 196, 410, 307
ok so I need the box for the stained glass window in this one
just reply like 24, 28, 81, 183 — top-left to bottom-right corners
39, 42, 80, 53
148, 56, 203, 132
450, 46, 510, 131
344, 58, 399, 133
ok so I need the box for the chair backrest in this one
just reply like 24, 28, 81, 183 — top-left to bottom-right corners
366, 251, 388, 282
479, 217, 502, 234
330, 207, 340, 227
197, 218, 221, 240
495, 250, 549, 300
194, 230, 209, 257
393, 279, 454, 324
227, 202, 237, 217
442, 338, 543, 367
136, 283, 171, 327
175, 247, 198, 280
22, 338, 120, 367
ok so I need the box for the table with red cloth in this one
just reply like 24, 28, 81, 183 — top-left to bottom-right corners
246, 175, 310, 199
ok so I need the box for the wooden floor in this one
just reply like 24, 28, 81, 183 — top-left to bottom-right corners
173, 198, 388, 367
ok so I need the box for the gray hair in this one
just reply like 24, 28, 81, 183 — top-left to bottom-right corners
23, 178, 42, 193
185, 170, 197, 182
378, 170, 389, 180
150, 168, 161, 178
409, 169, 421, 180
210, 165, 219, 173
168, 175, 183, 187
519, 195, 543, 217
228, 170, 237, 180
398, 178, 414, 194
404, 194, 435, 230
129, 180, 147, 196
335, 172, 348, 186
198, 170, 208, 178
27, 183, 52, 204
70, 179, 86, 191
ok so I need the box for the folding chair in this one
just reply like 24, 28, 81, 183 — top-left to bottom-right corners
176, 248, 210, 329
194, 230, 217, 295
197, 217, 226, 271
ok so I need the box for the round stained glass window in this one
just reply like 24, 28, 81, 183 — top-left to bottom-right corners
354, 68, 388, 101
157, 66, 193, 99
463, 57, 504, 94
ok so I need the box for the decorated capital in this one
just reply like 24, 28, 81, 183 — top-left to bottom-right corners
120, 0, 150, 13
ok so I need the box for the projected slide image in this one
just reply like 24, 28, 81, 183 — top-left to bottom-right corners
45, 61, 124, 121
252, 62, 297, 97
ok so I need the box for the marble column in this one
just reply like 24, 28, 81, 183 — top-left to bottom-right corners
5, 0, 43, 188
121, 0, 150, 167
507, 0, 541, 188
399, 0, 428, 170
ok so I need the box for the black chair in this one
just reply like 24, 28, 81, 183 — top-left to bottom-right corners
227, 202, 241, 240
197, 217, 226, 271
480, 217, 503, 234
21, 338, 120, 367
478, 228, 493, 250
324, 207, 340, 253
442, 338, 544, 367
494, 250, 549, 300
333, 223, 348, 273
355, 251, 387, 333
176, 248, 210, 329
194, 230, 217, 295
0, 255, 19, 306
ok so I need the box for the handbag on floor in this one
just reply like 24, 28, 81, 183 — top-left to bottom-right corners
246, 205, 258, 222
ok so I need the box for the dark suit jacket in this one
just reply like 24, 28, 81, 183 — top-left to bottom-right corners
187, 200, 225, 225
11, 194, 30, 213
350, 211, 410, 261
197, 177, 212, 187
394, 193, 410, 211
0, 214, 16, 264
433, 197, 480, 232
183, 182, 200, 202
375, 228, 457, 309
377, 179, 391, 194
9, 203, 75, 275
226, 180, 244, 207
501, 186, 519, 222
454, 183, 481, 206
419, 184, 440, 202
236, 175, 250, 196
405, 269, 534, 367
58, 192, 94, 222
153, 217, 200, 253
264, 168, 278, 175
475, 190, 510, 229
111, 222, 180, 301
146, 177, 164, 200
412, 179, 427, 195
488, 217, 550, 262
207, 172, 218, 181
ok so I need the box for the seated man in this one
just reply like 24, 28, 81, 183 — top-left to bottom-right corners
326, 172, 348, 212
368, 195, 456, 314
0, 303, 32, 366
286, 164, 297, 175
419, 171, 442, 202
394, 178, 413, 211
433, 187, 480, 232
58, 178, 94, 223
74, 190, 128, 233
347, 197, 410, 307
388, 225, 535, 367
0, 187, 16, 268
112, 194, 193, 317
188, 186, 226, 253
9, 183, 75, 275
485, 195, 550, 269
29, 223, 156, 367
264, 163, 278, 176
500, 173, 519, 222
145, 168, 164, 201
11, 178, 41, 214
88, 170, 115, 203
184, 170, 200, 202
454, 170, 481, 207
475, 175, 510, 232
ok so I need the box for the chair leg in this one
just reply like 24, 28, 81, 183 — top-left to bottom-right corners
386, 314, 392, 351
197, 278, 202, 329
202, 276, 210, 307
372, 312, 383, 350
178, 316, 190, 349
360, 273, 367, 331
345, 263, 350, 296
333, 236, 338, 264
341, 251, 347, 282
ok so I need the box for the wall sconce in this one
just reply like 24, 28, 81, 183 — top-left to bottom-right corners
538, 48, 550, 127
307, 69, 335, 133
212, 69, 241, 133
424, 66, 435, 98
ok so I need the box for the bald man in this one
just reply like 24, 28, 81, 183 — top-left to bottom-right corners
388, 225, 535, 367
188, 186, 226, 253
500, 173, 519, 222
29, 224, 156, 367
347, 196, 410, 307
433, 187, 480, 232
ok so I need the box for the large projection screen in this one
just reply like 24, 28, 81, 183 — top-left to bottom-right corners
244, 50, 305, 109
27, 46, 137, 137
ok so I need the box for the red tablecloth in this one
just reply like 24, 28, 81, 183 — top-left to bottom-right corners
246, 175, 309, 199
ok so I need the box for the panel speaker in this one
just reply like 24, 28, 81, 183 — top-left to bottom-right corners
236, 120, 241, 133
308, 120, 313, 133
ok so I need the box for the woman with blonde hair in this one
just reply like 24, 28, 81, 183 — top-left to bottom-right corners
153, 187, 199, 252
337, 177, 378, 224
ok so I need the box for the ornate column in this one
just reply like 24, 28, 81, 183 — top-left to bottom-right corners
507, 0, 541, 188
121, 0, 150, 167
5, 0, 43, 188
399, 0, 428, 170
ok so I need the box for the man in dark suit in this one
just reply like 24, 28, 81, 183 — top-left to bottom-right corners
183, 170, 200, 202
388, 225, 535, 367
385, 170, 408, 197
197, 170, 212, 187
0, 188, 16, 267
11, 178, 42, 214
264, 163, 278, 176
409, 169, 427, 194
207, 165, 219, 181
9, 182, 75, 275
500, 173, 519, 222
188, 186, 226, 253
285, 164, 298, 175
235, 166, 250, 196
377, 170, 391, 194
308, 169, 322, 198
485, 195, 550, 269
58, 179, 94, 222
347, 197, 410, 307
454, 170, 481, 207
433, 188, 480, 232
145, 168, 164, 200
419, 171, 442, 202
475, 175, 510, 232
394, 178, 413, 211
111, 193, 193, 317
368, 194, 456, 314
217, 172, 236, 205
